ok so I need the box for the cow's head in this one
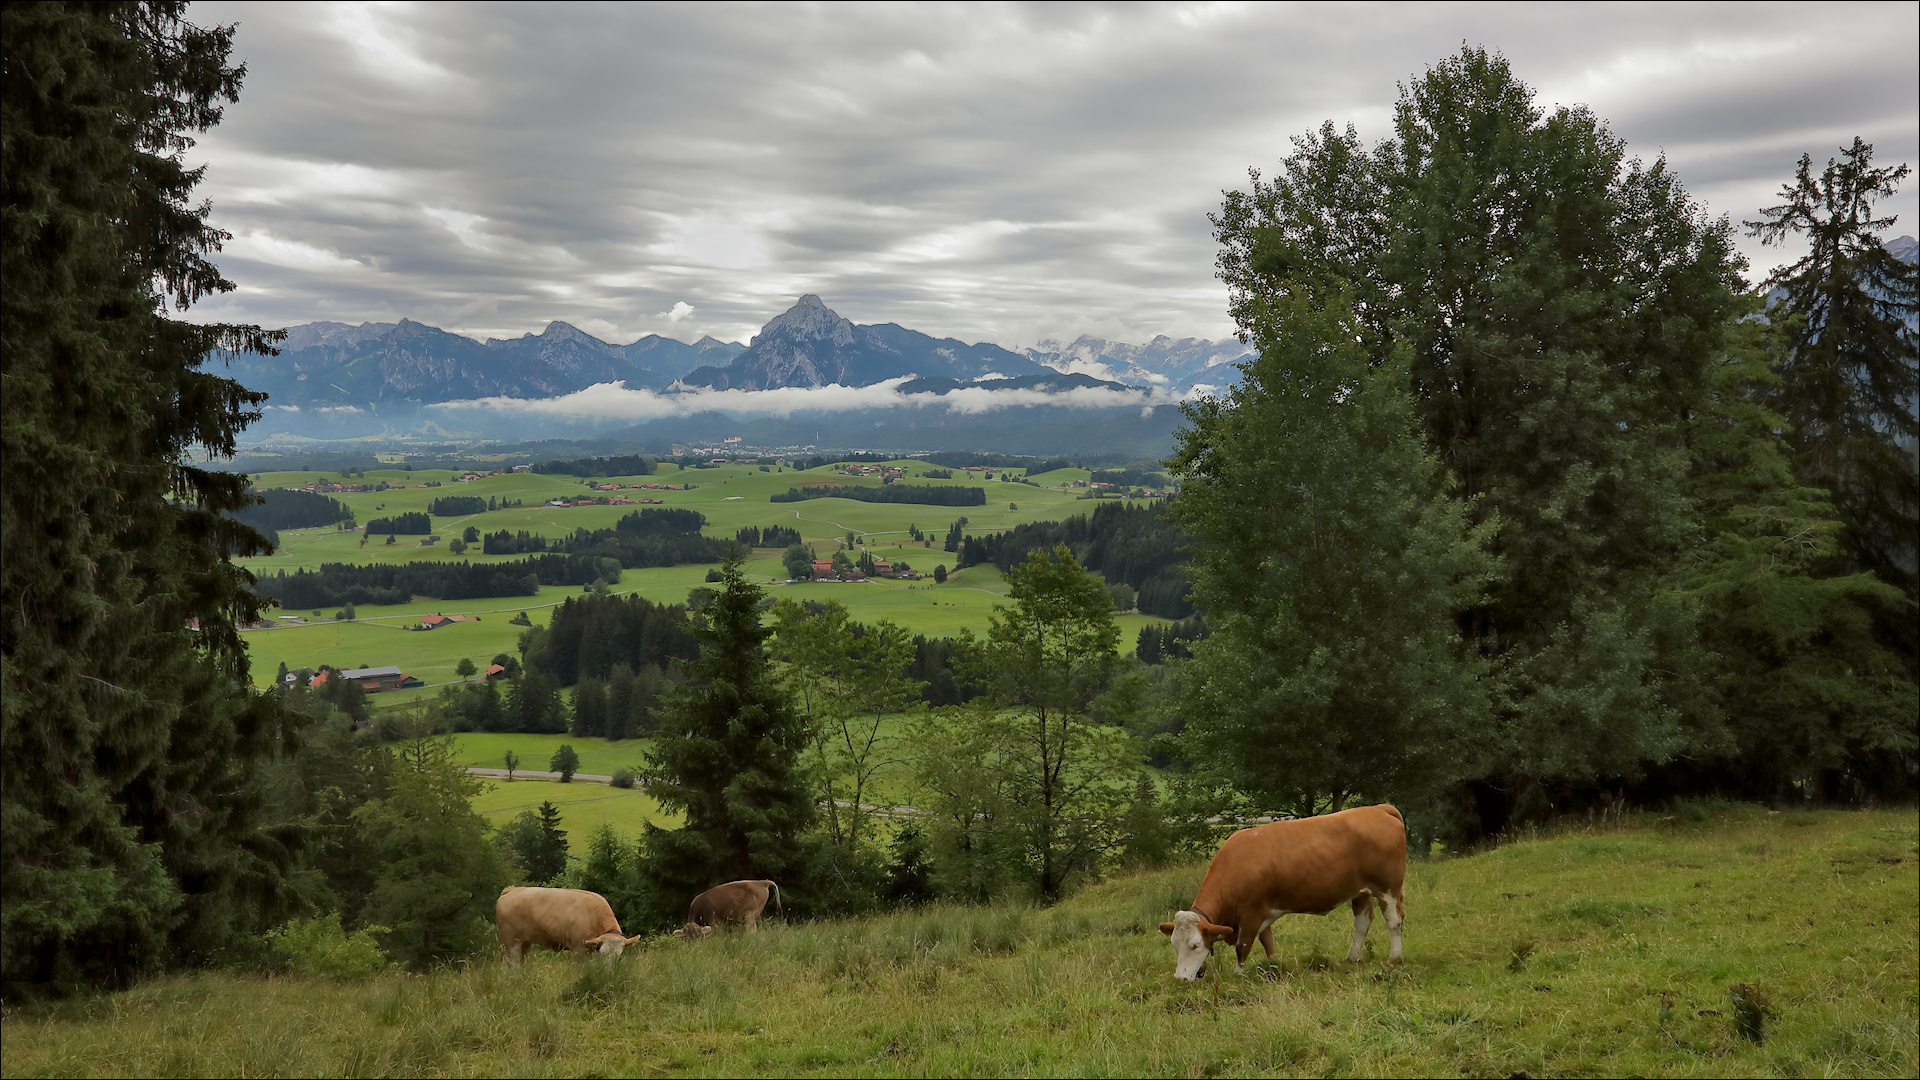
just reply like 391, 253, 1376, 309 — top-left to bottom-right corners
675, 922, 716, 940
1159, 910, 1234, 981
586, 933, 643, 959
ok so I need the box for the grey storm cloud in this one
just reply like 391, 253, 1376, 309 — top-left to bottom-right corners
183, 1, 1919, 349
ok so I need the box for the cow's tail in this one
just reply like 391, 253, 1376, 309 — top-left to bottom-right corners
768, 880, 783, 920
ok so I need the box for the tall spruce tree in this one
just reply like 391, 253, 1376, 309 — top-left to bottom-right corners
639, 551, 812, 922
1211, 46, 1746, 827
1676, 299, 1917, 800
2, 3, 300, 994
1745, 138, 1919, 604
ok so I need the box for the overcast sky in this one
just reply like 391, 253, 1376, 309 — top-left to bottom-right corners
183, 1, 1919, 349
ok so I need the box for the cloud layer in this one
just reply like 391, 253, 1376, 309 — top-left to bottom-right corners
429, 377, 1196, 421
186, 2, 1919, 349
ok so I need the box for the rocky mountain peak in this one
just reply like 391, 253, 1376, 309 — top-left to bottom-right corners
755, 294, 855, 347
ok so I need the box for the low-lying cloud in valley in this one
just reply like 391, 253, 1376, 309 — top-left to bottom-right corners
430, 376, 1196, 422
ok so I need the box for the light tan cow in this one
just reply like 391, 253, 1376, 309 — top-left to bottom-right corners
1160, 804, 1408, 980
495, 886, 640, 966
675, 879, 783, 939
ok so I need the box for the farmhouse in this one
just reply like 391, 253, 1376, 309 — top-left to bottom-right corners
336, 666, 425, 693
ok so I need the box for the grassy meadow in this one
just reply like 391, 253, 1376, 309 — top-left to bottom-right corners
3, 805, 1912, 1078
237, 459, 1171, 688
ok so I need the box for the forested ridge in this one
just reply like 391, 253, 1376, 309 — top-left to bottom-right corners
2, 11, 1913, 1005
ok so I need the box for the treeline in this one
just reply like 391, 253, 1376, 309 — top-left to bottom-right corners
364, 512, 430, 535
435, 593, 700, 739
1175, 51, 1917, 832
252, 553, 617, 608
1135, 614, 1209, 664
955, 501, 1194, 618
771, 484, 986, 506
479, 508, 727, 567
235, 488, 355, 530
735, 524, 801, 548
427, 495, 487, 516
1090, 468, 1172, 489
531, 455, 656, 477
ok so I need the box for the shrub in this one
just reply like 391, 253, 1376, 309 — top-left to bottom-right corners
611, 768, 635, 789
265, 913, 389, 979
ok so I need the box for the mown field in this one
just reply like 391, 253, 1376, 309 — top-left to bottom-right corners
4, 806, 1912, 1078
237, 459, 1170, 689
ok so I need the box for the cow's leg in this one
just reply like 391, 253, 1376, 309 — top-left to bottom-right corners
505, 940, 525, 968
1346, 895, 1373, 962
1233, 939, 1253, 974
1259, 923, 1276, 960
1384, 890, 1405, 963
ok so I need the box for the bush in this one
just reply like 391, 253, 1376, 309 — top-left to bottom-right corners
611, 767, 635, 789
265, 913, 389, 979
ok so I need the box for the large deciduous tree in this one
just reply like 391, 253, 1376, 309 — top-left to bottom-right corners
914, 548, 1140, 901
771, 599, 922, 852
2, 2, 299, 994
1210, 46, 1747, 826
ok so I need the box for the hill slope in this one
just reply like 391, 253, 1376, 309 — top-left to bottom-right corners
3, 806, 1911, 1077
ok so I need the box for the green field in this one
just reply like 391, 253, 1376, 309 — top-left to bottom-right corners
237, 459, 1171, 688
468, 777, 676, 839
4, 806, 1912, 1077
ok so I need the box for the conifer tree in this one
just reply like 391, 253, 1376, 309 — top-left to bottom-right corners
640, 551, 813, 921
1171, 288, 1498, 816
353, 736, 510, 968
2, 2, 301, 994
1746, 138, 1919, 603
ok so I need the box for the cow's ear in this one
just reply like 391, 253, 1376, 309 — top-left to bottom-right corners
1201, 922, 1236, 946
625, 935, 643, 946
1158, 922, 1176, 937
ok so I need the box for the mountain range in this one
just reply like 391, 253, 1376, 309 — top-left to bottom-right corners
676, 294, 1055, 389
229, 295, 1251, 415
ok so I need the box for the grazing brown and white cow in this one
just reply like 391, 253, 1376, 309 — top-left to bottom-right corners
495, 886, 640, 966
1160, 804, 1407, 980
676, 879, 783, 938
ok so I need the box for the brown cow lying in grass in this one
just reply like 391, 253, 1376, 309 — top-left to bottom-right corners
496, 886, 640, 966
675, 879, 783, 939
1161, 803, 1408, 980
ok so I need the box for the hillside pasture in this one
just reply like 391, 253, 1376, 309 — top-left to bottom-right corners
2, 806, 1911, 1077
468, 777, 676, 838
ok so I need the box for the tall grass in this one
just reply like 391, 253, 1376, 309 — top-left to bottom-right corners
4, 805, 1914, 1077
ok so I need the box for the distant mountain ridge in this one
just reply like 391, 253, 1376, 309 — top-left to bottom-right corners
230, 320, 744, 410
1022, 334, 1252, 393
675, 294, 1050, 390
233, 295, 1257, 416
